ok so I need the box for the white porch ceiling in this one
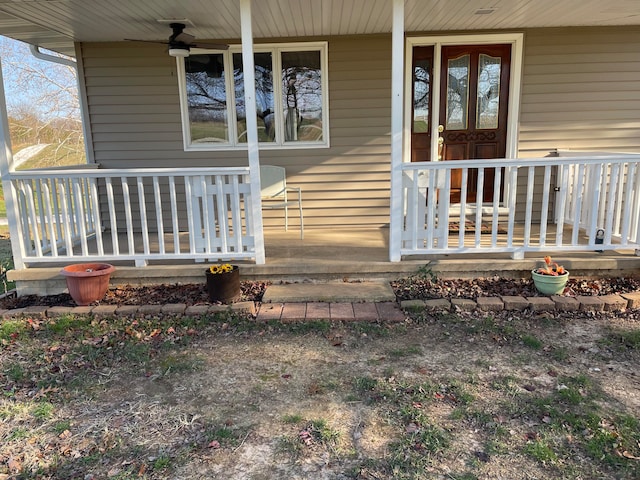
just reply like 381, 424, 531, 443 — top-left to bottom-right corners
0, 0, 639, 57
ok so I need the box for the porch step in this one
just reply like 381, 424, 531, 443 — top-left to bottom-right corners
262, 281, 396, 303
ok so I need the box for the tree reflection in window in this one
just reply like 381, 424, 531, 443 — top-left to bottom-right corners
413, 59, 430, 133
183, 46, 325, 147
446, 55, 469, 130
282, 51, 323, 142
185, 54, 228, 143
233, 52, 275, 142
476, 54, 501, 129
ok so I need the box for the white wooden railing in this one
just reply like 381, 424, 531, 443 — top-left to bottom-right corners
9, 167, 258, 266
401, 154, 640, 258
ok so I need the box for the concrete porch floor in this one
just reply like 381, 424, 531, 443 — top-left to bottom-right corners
8, 226, 640, 296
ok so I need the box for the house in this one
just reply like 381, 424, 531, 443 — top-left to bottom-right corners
0, 0, 639, 295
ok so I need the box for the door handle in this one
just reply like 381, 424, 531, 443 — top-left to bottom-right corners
437, 125, 444, 160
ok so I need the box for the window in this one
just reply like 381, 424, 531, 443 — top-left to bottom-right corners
178, 42, 328, 150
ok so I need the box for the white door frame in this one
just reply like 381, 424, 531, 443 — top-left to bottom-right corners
404, 33, 524, 164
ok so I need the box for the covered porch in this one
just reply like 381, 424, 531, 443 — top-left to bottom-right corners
8, 223, 640, 296
1, 1, 640, 296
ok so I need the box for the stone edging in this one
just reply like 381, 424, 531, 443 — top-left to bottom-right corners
2, 291, 640, 321
400, 292, 640, 313
0, 301, 256, 319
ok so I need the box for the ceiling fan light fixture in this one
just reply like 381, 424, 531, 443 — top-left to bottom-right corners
169, 47, 190, 57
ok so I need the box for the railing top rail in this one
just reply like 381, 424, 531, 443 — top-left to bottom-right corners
8, 166, 252, 180
403, 154, 640, 171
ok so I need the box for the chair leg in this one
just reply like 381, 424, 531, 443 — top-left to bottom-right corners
284, 204, 289, 231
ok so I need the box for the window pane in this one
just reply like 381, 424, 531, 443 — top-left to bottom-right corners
185, 54, 228, 143
476, 54, 501, 129
233, 52, 275, 143
413, 58, 430, 133
281, 51, 323, 142
446, 54, 469, 130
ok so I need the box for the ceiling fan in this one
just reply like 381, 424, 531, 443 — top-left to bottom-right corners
126, 22, 228, 57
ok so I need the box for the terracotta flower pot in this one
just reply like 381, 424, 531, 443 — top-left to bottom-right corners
531, 269, 569, 295
205, 266, 241, 304
60, 263, 115, 306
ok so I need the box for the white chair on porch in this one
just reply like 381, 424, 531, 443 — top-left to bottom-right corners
260, 165, 304, 239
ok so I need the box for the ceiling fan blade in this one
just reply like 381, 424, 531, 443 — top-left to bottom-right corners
125, 39, 169, 45
191, 42, 229, 50
173, 31, 195, 44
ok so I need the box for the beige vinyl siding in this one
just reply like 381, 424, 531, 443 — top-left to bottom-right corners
514, 27, 640, 222
81, 36, 393, 230
519, 26, 640, 156
81, 27, 640, 232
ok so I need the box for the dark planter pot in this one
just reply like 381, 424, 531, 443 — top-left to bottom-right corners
60, 263, 115, 306
205, 266, 241, 304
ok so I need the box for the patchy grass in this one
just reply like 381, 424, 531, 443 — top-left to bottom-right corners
1, 307, 639, 479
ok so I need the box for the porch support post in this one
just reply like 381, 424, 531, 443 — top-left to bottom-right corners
0, 56, 25, 269
389, 0, 405, 262
240, 0, 265, 264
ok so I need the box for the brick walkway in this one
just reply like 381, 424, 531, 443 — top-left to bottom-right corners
256, 302, 405, 322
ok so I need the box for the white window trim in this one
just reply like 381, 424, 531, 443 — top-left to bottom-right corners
403, 33, 524, 164
177, 41, 330, 151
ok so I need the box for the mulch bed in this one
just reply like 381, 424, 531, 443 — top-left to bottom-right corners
1, 276, 639, 310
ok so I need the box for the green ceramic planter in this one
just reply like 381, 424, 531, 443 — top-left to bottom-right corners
531, 270, 569, 295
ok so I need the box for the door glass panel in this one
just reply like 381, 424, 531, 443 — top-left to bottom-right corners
476, 54, 501, 129
445, 55, 469, 130
185, 54, 228, 143
281, 50, 323, 142
413, 58, 430, 133
233, 52, 275, 143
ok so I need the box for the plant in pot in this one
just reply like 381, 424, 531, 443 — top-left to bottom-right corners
531, 256, 569, 295
205, 263, 241, 304
60, 263, 115, 306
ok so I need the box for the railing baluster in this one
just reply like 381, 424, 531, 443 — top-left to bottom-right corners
137, 176, 150, 256
439, 168, 451, 248
425, 169, 437, 249
619, 163, 636, 246
89, 178, 104, 256
587, 164, 603, 247
42, 182, 58, 257
474, 168, 484, 248
490, 167, 502, 247
633, 164, 640, 244
571, 164, 585, 245
506, 166, 517, 248
184, 176, 197, 254
72, 178, 89, 255
555, 164, 569, 246
169, 177, 180, 254
215, 175, 230, 254
604, 163, 621, 246
613, 163, 625, 236
121, 177, 135, 255
539, 166, 552, 247
153, 176, 165, 255
104, 178, 119, 255
229, 174, 243, 253
458, 168, 468, 246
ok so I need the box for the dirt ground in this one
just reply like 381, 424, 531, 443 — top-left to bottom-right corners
1, 306, 639, 479
1, 229, 639, 478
